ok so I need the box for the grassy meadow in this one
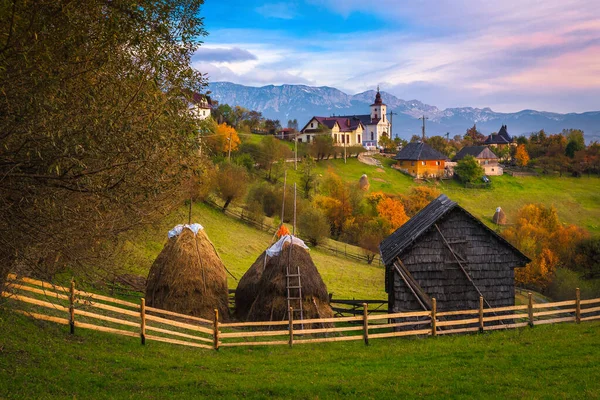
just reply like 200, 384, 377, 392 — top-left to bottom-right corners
1, 309, 599, 399
122, 201, 385, 300
285, 156, 600, 235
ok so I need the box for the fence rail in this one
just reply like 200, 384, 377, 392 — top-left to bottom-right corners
3, 274, 600, 351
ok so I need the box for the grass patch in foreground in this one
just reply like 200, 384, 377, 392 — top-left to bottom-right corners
1, 309, 599, 399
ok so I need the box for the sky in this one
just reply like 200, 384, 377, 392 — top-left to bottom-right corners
194, 0, 600, 113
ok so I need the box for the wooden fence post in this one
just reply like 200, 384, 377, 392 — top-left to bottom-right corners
140, 298, 146, 345
575, 288, 581, 324
362, 303, 369, 346
288, 307, 294, 348
431, 298, 437, 337
528, 292, 534, 328
69, 279, 75, 334
479, 296, 484, 333
213, 309, 219, 350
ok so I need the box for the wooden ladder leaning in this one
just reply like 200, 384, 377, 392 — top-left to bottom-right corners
286, 264, 304, 329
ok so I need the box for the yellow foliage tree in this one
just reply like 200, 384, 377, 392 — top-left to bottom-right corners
503, 203, 589, 289
377, 197, 409, 233
515, 144, 530, 167
203, 122, 240, 154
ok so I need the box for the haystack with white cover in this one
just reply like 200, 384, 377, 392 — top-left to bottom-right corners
145, 224, 229, 320
235, 234, 333, 324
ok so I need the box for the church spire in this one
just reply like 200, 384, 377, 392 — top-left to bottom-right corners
373, 86, 383, 105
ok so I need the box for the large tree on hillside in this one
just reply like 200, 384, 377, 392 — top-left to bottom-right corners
0, 0, 207, 286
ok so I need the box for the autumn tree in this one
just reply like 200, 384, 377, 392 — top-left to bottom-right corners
300, 157, 318, 199
401, 186, 441, 216
376, 197, 409, 234
515, 144, 530, 167
503, 204, 588, 289
257, 136, 291, 182
463, 124, 486, 146
215, 163, 249, 211
0, 0, 207, 286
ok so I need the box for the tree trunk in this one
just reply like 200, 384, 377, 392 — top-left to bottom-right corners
222, 197, 232, 211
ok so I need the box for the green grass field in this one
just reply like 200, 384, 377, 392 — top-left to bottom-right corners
285, 156, 600, 234
122, 201, 385, 300
1, 309, 598, 399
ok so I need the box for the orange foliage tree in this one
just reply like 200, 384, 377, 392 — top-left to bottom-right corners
204, 122, 240, 154
376, 197, 409, 233
515, 144, 530, 167
503, 204, 588, 289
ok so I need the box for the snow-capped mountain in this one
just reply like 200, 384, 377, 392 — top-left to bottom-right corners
207, 82, 600, 141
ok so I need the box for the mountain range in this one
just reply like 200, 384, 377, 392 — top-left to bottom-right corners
207, 82, 600, 141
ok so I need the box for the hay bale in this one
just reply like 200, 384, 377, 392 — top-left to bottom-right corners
493, 207, 507, 225
145, 226, 229, 320
359, 174, 370, 191
235, 239, 333, 327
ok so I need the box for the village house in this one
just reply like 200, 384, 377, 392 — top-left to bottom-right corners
191, 93, 213, 120
484, 124, 515, 148
276, 128, 296, 141
298, 87, 391, 148
393, 141, 447, 178
379, 194, 530, 317
452, 145, 503, 176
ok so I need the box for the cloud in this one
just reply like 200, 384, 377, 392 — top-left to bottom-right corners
193, 47, 258, 63
256, 2, 297, 19
200, 1, 600, 112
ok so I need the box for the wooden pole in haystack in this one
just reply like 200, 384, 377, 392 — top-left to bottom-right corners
576, 288, 581, 324
140, 298, 146, 345
213, 308, 220, 350
528, 292, 534, 328
362, 303, 369, 346
69, 279, 75, 334
431, 298, 437, 337
288, 306, 294, 348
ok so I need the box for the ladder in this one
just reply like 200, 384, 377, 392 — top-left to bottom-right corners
286, 264, 304, 328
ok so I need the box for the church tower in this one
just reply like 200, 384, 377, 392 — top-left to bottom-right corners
370, 86, 387, 123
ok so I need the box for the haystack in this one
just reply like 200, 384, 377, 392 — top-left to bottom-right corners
235, 235, 333, 327
145, 224, 229, 320
359, 174, 370, 191
492, 207, 507, 225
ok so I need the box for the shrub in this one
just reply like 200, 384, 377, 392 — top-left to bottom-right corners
298, 207, 330, 246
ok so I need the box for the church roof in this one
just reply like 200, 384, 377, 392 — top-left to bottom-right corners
301, 116, 364, 133
371, 87, 385, 106
484, 125, 513, 145
394, 142, 446, 161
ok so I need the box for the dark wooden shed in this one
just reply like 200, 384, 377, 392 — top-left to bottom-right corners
379, 195, 530, 314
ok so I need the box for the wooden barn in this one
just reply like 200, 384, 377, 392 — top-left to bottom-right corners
379, 194, 530, 315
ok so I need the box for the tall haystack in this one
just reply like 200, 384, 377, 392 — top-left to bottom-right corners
359, 174, 370, 191
145, 224, 229, 320
493, 207, 507, 225
235, 235, 333, 326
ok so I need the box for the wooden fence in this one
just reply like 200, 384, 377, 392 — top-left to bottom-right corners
203, 198, 383, 266
3, 274, 600, 350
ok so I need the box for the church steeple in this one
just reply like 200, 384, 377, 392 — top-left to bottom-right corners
373, 85, 383, 105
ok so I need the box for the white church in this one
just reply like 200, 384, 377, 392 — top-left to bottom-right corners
298, 87, 392, 148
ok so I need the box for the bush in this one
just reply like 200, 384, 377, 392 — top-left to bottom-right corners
246, 182, 279, 217
574, 238, 600, 279
298, 207, 330, 246
454, 155, 484, 183
546, 268, 600, 301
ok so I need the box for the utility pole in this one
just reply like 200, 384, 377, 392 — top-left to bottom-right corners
418, 115, 429, 141
227, 130, 232, 162
294, 132, 298, 170
344, 134, 347, 164
388, 110, 398, 138
446, 132, 450, 142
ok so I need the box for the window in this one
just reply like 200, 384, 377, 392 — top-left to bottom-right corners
334, 134, 338, 143
491, 168, 495, 172
310, 122, 314, 128
203, 110, 206, 116
436, 161, 440, 166
346, 134, 350, 144
375, 113, 378, 119
371, 132, 374, 141
298, 138, 302, 143
358, 134, 361, 143
307, 135, 311, 143
341, 135, 345, 144
411, 162, 415, 166
421, 161, 426, 166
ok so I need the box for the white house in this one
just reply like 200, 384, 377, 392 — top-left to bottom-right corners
299, 87, 392, 148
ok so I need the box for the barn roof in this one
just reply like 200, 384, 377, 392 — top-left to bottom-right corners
452, 146, 498, 161
393, 142, 446, 161
379, 194, 531, 267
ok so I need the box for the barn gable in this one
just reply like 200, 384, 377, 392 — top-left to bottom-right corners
379, 194, 530, 313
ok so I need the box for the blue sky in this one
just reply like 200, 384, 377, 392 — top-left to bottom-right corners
195, 0, 600, 113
